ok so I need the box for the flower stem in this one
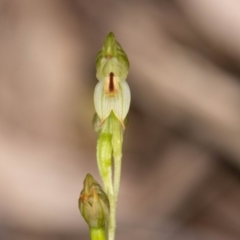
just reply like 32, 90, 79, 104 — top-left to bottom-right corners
111, 113, 123, 201
90, 227, 106, 240
109, 114, 123, 240
95, 112, 124, 240
108, 192, 116, 240
96, 130, 113, 195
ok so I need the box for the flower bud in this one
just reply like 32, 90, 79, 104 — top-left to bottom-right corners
79, 174, 109, 228
94, 32, 131, 127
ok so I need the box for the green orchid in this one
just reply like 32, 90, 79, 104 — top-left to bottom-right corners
94, 32, 130, 127
79, 32, 130, 240
94, 32, 130, 240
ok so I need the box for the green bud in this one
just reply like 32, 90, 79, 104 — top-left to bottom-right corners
79, 174, 110, 228
94, 32, 131, 127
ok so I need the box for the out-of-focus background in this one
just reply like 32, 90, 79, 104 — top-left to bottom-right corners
1, 1, 240, 239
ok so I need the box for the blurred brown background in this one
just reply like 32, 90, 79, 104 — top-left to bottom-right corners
0, 1, 240, 239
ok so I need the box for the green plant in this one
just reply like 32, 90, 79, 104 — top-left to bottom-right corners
79, 32, 130, 240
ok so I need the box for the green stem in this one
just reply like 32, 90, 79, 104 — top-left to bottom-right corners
113, 153, 122, 201
96, 117, 115, 240
111, 114, 123, 201
97, 132, 113, 195
95, 113, 124, 240
108, 192, 116, 240
90, 227, 106, 240
109, 113, 123, 240
96, 118, 113, 196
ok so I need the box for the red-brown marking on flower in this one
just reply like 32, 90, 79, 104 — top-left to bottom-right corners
105, 72, 118, 96
109, 72, 114, 92
80, 192, 89, 203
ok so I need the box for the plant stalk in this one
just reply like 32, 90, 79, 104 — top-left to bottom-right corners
90, 227, 106, 240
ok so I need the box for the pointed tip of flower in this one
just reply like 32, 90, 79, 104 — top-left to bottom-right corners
102, 32, 118, 58
84, 173, 95, 188
108, 32, 115, 37
96, 32, 129, 81
106, 32, 115, 41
